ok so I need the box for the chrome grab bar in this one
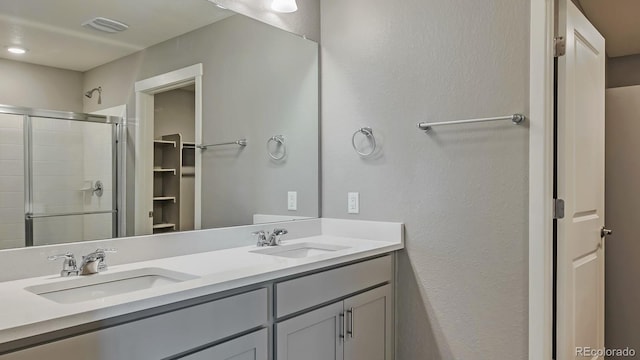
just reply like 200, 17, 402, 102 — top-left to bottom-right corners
26, 209, 117, 219
417, 113, 526, 131
196, 139, 247, 150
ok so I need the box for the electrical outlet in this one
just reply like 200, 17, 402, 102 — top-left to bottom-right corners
348, 192, 360, 214
288, 191, 297, 211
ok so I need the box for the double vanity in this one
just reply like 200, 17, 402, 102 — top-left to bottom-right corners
0, 219, 403, 360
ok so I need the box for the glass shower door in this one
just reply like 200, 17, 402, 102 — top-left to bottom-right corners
26, 115, 118, 247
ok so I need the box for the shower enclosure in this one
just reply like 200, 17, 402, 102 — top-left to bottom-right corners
0, 105, 121, 249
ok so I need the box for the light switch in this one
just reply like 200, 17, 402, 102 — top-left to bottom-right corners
288, 191, 297, 211
348, 192, 360, 214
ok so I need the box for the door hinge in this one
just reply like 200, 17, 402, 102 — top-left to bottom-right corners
148, 211, 154, 218
554, 36, 566, 57
553, 198, 565, 219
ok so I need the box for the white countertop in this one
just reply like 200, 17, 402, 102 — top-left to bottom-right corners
0, 232, 403, 346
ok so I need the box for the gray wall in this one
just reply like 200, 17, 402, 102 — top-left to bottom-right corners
320, 0, 529, 359
154, 89, 196, 143
607, 54, 640, 88
604, 86, 640, 360
84, 14, 319, 231
0, 58, 83, 112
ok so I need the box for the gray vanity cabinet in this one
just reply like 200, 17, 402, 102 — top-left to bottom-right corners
276, 285, 392, 360
178, 329, 268, 360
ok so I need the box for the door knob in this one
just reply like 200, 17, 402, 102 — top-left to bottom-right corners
601, 227, 613, 238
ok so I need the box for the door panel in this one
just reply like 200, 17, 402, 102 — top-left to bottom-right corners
178, 329, 268, 360
343, 285, 392, 360
557, 1, 606, 359
276, 302, 344, 360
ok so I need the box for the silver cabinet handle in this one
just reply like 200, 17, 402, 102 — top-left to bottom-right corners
346, 308, 354, 338
339, 312, 345, 341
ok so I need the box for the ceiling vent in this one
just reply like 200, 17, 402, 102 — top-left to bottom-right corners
82, 17, 129, 33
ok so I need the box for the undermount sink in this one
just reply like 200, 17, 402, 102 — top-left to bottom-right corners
25, 268, 198, 304
250, 242, 350, 259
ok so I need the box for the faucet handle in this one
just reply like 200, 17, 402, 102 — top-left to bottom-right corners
273, 228, 288, 236
95, 248, 117, 254
252, 230, 269, 247
48, 252, 79, 277
48, 252, 75, 261
271, 228, 288, 245
93, 248, 116, 272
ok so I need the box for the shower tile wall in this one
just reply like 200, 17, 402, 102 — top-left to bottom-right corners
0, 114, 25, 250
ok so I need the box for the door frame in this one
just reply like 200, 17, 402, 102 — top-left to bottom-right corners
529, 0, 555, 359
134, 64, 203, 235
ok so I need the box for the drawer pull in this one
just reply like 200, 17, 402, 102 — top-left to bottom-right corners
346, 308, 354, 338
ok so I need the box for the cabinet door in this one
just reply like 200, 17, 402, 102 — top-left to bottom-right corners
178, 329, 268, 360
344, 285, 392, 360
276, 302, 344, 360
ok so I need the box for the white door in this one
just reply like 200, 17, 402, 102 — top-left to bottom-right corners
556, 1, 606, 359
276, 302, 344, 360
343, 285, 392, 360
178, 329, 268, 360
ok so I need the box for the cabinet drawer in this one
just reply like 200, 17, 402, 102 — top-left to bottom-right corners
2, 288, 268, 360
276, 255, 392, 318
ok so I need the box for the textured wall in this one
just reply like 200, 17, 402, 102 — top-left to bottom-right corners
320, 0, 530, 359
607, 54, 640, 88
0, 58, 83, 112
604, 86, 640, 360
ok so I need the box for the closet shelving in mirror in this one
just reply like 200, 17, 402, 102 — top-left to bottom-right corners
152, 223, 176, 230
153, 134, 182, 234
154, 139, 177, 147
153, 196, 177, 203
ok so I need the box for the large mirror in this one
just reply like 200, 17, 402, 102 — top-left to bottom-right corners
0, 0, 319, 249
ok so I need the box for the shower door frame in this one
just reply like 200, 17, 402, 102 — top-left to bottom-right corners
0, 105, 122, 247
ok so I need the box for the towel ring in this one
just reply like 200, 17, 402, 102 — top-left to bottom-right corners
352, 127, 376, 157
267, 135, 286, 160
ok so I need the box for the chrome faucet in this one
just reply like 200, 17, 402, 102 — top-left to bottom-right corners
48, 252, 79, 277
253, 228, 288, 247
79, 248, 117, 275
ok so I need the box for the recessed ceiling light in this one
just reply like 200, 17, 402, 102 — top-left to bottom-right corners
7, 46, 27, 55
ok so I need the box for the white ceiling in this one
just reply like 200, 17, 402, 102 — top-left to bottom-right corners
578, 0, 640, 58
0, 0, 233, 71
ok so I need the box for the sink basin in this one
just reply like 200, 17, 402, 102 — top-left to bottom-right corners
25, 268, 198, 304
250, 242, 350, 259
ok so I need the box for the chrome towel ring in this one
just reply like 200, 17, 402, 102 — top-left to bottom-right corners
352, 127, 376, 157
267, 135, 286, 160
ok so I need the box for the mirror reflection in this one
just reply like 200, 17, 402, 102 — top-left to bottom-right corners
0, 0, 319, 249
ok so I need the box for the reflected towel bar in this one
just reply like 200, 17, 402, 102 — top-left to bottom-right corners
417, 113, 526, 131
26, 210, 117, 220
196, 139, 247, 150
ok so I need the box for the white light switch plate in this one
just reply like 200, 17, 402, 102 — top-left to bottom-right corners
348, 192, 360, 214
288, 191, 297, 211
